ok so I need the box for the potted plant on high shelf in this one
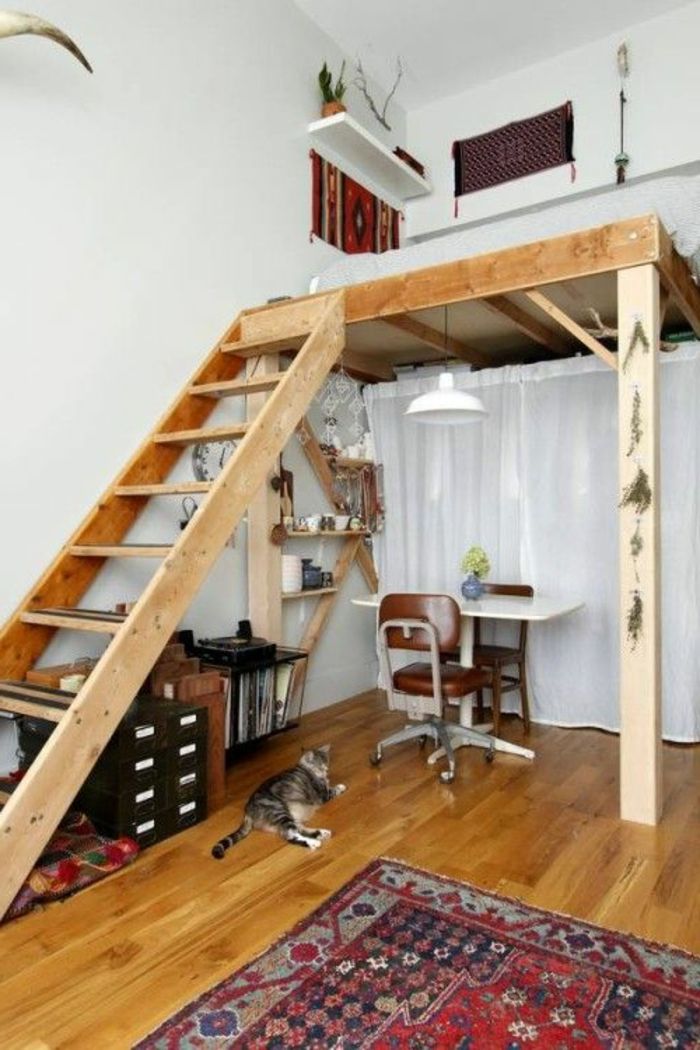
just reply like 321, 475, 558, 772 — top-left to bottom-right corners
318, 60, 347, 118
460, 545, 490, 600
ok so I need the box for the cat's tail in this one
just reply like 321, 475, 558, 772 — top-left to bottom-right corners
211, 815, 253, 859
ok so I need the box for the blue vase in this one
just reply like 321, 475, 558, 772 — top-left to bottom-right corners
461, 573, 484, 600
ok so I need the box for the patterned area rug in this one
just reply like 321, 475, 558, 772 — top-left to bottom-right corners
136, 858, 700, 1048
1, 776, 139, 923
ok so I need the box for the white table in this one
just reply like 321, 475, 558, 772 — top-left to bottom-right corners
352, 593, 584, 762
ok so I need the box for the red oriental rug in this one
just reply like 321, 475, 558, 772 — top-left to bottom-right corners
135, 858, 700, 1048
311, 150, 400, 254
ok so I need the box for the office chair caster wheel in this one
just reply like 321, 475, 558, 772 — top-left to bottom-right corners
485, 747, 495, 764
369, 750, 382, 767
440, 769, 455, 783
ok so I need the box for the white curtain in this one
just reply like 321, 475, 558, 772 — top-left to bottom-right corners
364, 346, 700, 742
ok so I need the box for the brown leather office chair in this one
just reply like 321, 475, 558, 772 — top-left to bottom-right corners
473, 583, 533, 735
371, 593, 497, 783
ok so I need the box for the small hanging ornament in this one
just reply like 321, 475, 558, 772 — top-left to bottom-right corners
615, 42, 630, 184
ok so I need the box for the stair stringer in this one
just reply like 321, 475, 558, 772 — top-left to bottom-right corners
0, 291, 345, 918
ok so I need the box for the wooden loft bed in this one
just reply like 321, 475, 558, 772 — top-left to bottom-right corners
244, 214, 699, 375
240, 212, 700, 830
0, 212, 697, 919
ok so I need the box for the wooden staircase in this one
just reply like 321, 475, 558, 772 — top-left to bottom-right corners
0, 290, 345, 918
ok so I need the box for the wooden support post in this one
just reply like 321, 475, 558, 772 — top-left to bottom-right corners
291, 536, 363, 703
617, 264, 662, 824
247, 355, 282, 641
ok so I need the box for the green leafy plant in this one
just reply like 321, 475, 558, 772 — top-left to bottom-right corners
318, 60, 347, 104
460, 545, 490, 579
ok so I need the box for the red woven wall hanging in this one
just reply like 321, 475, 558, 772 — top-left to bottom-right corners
453, 101, 575, 214
311, 150, 401, 254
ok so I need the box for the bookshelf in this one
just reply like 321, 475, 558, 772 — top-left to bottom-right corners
200, 648, 308, 750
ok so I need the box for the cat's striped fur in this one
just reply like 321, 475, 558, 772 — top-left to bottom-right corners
211, 744, 346, 858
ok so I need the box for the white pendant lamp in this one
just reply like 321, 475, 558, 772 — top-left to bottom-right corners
405, 370, 487, 424
404, 307, 487, 425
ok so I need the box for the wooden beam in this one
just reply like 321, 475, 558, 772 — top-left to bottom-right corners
380, 314, 489, 368
525, 289, 618, 370
338, 350, 395, 383
617, 264, 662, 825
481, 295, 570, 356
297, 418, 379, 593
0, 292, 346, 918
240, 299, 322, 345
343, 216, 660, 321
655, 223, 700, 339
237, 217, 661, 330
290, 536, 363, 703
247, 354, 282, 642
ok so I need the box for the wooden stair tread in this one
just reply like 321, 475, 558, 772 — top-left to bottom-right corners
0, 681, 73, 723
115, 482, 212, 497
21, 608, 127, 634
190, 372, 288, 398
69, 544, 172, 558
153, 423, 249, 446
220, 334, 308, 358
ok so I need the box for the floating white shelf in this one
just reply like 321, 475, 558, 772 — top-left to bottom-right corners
308, 112, 431, 203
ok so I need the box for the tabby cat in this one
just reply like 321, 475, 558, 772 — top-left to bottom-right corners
211, 744, 346, 858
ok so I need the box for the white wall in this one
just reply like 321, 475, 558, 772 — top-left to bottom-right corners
0, 0, 398, 769
406, 1, 700, 239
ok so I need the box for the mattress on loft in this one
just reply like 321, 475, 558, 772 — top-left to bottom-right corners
313, 174, 700, 291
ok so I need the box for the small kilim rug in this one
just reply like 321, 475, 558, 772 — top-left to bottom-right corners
311, 150, 400, 254
135, 857, 700, 1048
453, 101, 575, 210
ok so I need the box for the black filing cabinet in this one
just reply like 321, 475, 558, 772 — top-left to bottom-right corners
18, 697, 208, 849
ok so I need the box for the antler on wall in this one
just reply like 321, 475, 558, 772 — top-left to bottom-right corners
353, 57, 403, 132
0, 10, 92, 71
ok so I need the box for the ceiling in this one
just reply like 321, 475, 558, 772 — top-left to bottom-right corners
295, 0, 691, 108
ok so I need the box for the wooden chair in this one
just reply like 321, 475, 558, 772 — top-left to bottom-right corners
473, 583, 533, 736
372, 593, 496, 782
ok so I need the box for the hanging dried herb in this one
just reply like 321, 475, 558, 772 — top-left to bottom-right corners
630, 520, 643, 582
627, 591, 643, 648
630, 521, 643, 559
626, 388, 642, 456
620, 466, 652, 515
622, 319, 650, 372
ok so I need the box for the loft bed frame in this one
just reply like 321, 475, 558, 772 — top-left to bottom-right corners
0, 212, 696, 918
241, 212, 700, 827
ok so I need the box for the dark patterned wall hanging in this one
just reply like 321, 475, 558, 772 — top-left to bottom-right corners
311, 150, 401, 254
453, 101, 575, 214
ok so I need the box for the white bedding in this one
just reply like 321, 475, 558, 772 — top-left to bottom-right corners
314, 174, 700, 290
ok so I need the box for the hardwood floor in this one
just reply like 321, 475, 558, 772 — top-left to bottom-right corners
1, 689, 699, 1048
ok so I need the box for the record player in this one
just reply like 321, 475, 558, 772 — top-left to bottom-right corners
191, 620, 276, 669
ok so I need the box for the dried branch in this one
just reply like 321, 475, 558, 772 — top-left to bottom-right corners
353, 56, 403, 132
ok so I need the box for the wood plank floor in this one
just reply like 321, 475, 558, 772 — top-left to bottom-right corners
1, 689, 699, 1048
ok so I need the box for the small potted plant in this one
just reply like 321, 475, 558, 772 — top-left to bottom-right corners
318, 60, 347, 118
460, 545, 490, 600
